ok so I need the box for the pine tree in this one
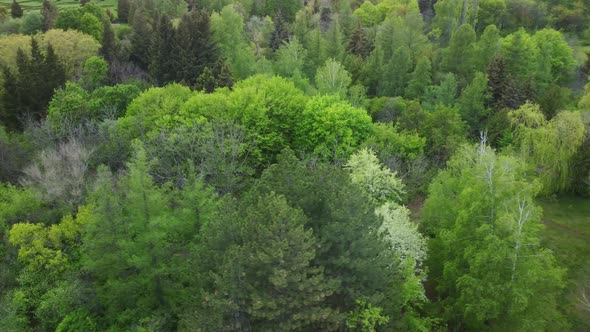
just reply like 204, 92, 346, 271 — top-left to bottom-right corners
215, 61, 234, 90
149, 15, 176, 85
100, 18, 116, 63
42, 0, 58, 31
487, 55, 527, 110
346, 21, 371, 59
117, 0, 130, 23
0, 39, 65, 131
41, 43, 66, 107
11, 0, 22, 18
194, 67, 216, 93
130, 7, 153, 70
200, 193, 340, 330
172, 9, 218, 84
325, 19, 345, 62
0, 65, 20, 130
378, 46, 412, 97
458, 72, 491, 134
405, 56, 432, 100
270, 11, 289, 52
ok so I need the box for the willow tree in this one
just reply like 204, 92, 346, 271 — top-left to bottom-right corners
509, 102, 585, 193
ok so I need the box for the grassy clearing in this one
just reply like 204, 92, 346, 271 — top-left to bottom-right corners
540, 195, 590, 331
0, 0, 117, 14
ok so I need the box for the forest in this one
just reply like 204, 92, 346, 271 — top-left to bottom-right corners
0, 0, 589, 330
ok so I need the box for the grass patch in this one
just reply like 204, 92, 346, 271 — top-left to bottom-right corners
540, 195, 590, 331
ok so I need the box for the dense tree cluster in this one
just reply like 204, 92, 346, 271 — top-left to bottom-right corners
0, 0, 589, 331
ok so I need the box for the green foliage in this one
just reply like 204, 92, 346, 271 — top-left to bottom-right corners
48, 82, 141, 134
56, 310, 96, 332
81, 149, 217, 329
423, 104, 466, 163
20, 11, 44, 35
55, 4, 105, 41
405, 56, 432, 100
346, 299, 389, 332
458, 72, 491, 134
79, 56, 108, 91
119, 83, 196, 138
1, 38, 66, 131
440, 24, 477, 83
423, 143, 567, 330
211, 5, 256, 80
509, 103, 586, 193
345, 148, 405, 205
296, 95, 373, 161
194, 192, 339, 330
315, 58, 352, 98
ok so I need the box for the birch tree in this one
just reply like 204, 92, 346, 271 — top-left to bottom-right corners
423, 142, 566, 331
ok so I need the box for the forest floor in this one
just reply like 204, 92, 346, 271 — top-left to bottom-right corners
1, 0, 117, 14
540, 195, 590, 331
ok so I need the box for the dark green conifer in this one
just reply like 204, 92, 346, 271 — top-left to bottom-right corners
11, 0, 23, 18
117, 0, 130, 23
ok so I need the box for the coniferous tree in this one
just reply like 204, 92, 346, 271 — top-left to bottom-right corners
325, 19, 345, 62
193, 67, 216, 93
0, 39, 65, 131
42, 0, 58, 31
405, 56, 432, 100
172, 9, 218, 84
149, 15, 175, 85
378, 46, 412, 97
195, 193, 340, 330
11, 0, 22, 18
459, 72, 491, 135
129, 7, 153, 70
117, 0, 130, 23
487, 55, 528, 110
346, 21, 371, 58
270, 11, 289, 52
214, 60, 234, 90
100, 18, 116, 63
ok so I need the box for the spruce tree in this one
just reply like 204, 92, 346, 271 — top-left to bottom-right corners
405, 56, 432, 100
215, 61, 234, 90
129, 7, 153, 70
346, 21, 371, 59
42, 0, 58, 31
325, 19, 345, 62
149, 15, 175, 85
172, 9, 218, 84
198, 193, 339, 330
269, 12, 289, 52
100, 19, 116, 63
117, 0, 130, 23
194, 67, 216, 93
487, 55, 528, 110
0, 65, 20, 130
11, 0, 22, 18
0, 39, 65, 131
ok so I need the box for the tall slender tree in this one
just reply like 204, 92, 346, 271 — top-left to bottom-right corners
117, 0, 130, 23
172, 9, 219, 84
11, 0, 22, 18
42, 0, 58, 31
